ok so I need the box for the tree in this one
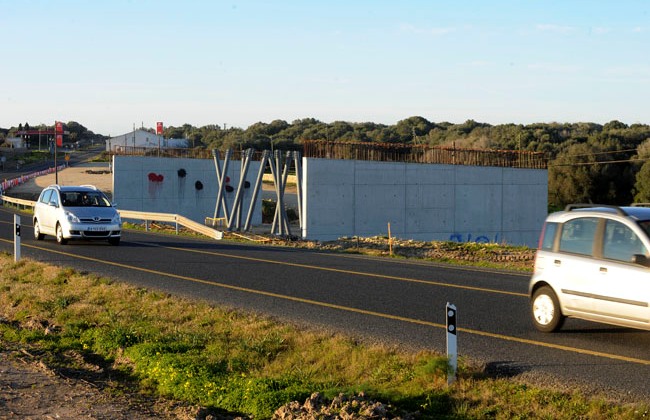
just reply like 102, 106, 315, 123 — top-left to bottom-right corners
394, 116, 434, 143
549, 143, 598, 208
634, 139, 650, 202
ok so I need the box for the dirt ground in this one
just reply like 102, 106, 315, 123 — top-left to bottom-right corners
0, 342, 196, 419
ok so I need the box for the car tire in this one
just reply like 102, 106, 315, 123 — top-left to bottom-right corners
34, 219, 44, 240
531, 286, 565, 332
108, 237, 120, 246
56, 223, 68, 245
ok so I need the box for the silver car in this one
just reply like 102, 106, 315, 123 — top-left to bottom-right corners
33, 185, 122, 245
530, 204, 650, 332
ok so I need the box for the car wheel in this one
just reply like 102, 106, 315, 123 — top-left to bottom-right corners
531, 286, 565, 332
108, 237, 120, 246
33, 219, 44, 240
56, 223, 68, 245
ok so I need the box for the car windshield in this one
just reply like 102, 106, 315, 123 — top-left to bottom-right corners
61, 191, 111, 207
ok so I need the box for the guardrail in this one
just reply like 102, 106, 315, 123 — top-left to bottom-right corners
0, 195, 223, 240
0, 195, 37, 209
118, 209, 223, 240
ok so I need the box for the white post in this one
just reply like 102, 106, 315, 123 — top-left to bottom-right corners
446, 302, 457, 385
14, 214, 21, 262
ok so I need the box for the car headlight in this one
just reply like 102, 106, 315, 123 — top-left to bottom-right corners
65, 211, 80, 223
112, 213, 122, 224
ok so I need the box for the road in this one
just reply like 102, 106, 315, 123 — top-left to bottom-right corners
2, 207, 650, 401
1, 145, 104, 182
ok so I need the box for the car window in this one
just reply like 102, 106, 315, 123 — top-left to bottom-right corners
39, 189, 52, 204
540, 222, 558, 250
603, 220, 648, 262
559, 217, 598, 256
49, 191, 60, 206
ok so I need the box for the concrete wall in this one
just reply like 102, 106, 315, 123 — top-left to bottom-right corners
113, 156, 262, 226
302, 158, 547, 247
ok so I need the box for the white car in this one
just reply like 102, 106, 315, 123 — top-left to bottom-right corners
33, 185, 122, 246
530, 204, 650, 332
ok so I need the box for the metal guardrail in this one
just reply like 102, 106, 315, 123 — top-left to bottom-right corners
0, 195, 37, 209
119, 209, 223, 240
0, 195, 223, 240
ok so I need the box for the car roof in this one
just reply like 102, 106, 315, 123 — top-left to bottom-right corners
46, 184, 100, 192
546, 204, 650, 223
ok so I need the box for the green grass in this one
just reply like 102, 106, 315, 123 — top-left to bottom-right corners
0, 252, 647, 418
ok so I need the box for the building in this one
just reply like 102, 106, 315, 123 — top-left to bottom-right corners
105, 129, 165, 152
4, 137, 24, 148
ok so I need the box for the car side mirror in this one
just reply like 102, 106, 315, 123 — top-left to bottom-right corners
632, 254, 650, 267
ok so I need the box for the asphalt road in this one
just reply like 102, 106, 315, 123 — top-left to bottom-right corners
2, 207, 650, 402
1, 145, 104, 182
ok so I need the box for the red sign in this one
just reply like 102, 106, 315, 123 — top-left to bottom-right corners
56, 134, 63, 147
156, 122, 163, 135
55, 121, 63, 134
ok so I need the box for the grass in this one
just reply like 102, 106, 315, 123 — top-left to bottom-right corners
0, 252, 648, 418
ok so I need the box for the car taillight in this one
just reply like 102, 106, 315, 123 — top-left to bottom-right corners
537, 222, 547, 250
533, 222, 547, 267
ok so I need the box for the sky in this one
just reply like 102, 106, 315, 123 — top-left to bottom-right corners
1, 0, 649, 136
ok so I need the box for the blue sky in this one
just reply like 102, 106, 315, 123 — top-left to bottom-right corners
1, 0, 648, 136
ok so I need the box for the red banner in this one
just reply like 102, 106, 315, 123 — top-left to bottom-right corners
56, 134, 63, 147
156, 121, 163, 135
55, 121, 63, 134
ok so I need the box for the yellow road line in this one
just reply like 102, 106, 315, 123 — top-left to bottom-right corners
3, 238, 650, 366
135, 241, 527, 297
0, 214, 528, 296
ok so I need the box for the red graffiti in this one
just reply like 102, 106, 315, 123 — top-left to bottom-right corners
148, 172, 164, 182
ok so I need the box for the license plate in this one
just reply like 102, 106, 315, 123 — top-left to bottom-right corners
86, 227, 107, 231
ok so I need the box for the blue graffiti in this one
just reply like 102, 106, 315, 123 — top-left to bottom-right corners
449, 233, 499, 244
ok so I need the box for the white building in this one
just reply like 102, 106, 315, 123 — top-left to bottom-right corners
105, 129, 165, 152
4, 137, 24, 148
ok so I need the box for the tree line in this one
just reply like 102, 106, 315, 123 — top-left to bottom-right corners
3, 117, 650, 210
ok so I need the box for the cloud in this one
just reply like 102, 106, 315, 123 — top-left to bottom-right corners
591, 26, 611, 35
399, 23, 455, 36
527, 62, 580, 74
535, 23, 576, 34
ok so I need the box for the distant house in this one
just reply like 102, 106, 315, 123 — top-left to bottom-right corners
105, 130, 190, 152
4, 137, 24, 148
166, 138, 190, 148
105, 129, 165, 152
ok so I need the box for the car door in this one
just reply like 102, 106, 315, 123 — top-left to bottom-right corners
44, 190, 61, 233
589, 219, 650, 327
554, 216, 601, 315
36, 189, 55, 233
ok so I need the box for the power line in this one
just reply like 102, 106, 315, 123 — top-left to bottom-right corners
557, 147, 639, 159
550, 156, 650, 168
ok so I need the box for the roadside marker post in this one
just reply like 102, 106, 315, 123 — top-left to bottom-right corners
14, 214, 21, 262
446, 302, 457, 385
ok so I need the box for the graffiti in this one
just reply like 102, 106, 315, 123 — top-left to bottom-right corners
449, 233, 499, 244
148, 172, 164, 182
147, 172, 164, 198
178, 168, 187, 199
